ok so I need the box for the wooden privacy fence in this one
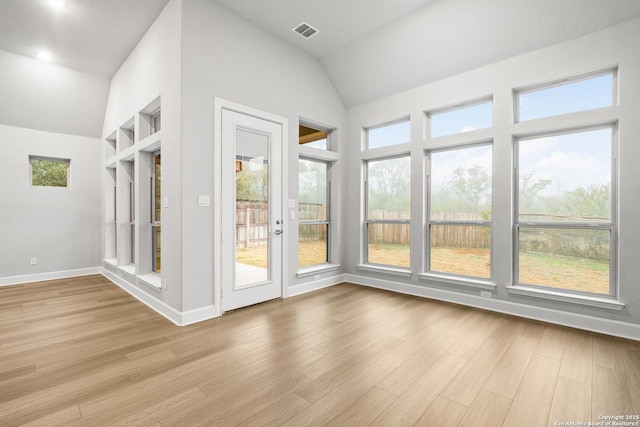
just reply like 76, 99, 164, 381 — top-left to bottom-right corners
236, 204, 607, 259
236, 201, 269, 249
299, 203, 327, 242
237, 206, 489, 249
236, 201, 327, 248
368, 211, 490, 248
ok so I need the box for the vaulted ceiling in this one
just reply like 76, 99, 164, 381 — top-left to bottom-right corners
211, 0, 640, 107
0, 0, 169, 78
1, 0, 639, 108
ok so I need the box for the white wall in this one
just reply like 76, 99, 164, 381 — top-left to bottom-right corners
101, 0, 182, 312
344, 18, 640, 336
0, 124, 101, 280
321, 0, 640, 108
0, 48, 107, 283
179, 0, 346, 312
0, 50, 110, 138
99, 0, 345, 321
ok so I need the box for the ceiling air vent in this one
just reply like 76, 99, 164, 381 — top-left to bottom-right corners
292, 22, 319, 39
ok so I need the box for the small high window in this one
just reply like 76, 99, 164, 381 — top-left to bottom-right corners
30, 156, 69, 188
365, 119, 410, 150
515, 70, 616, 122
427, 98, 492, 139
299, 124, 328, 150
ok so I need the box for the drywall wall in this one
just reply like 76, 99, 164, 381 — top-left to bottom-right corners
180, 0, 346, 312
101, 0, 182, 312
344, 18, 640, 334
0, 50, 110, 138
0, 124, 101, 279
322, 0, 640, 107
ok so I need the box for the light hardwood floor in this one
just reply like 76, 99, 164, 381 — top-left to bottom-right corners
0, 275, 638, 426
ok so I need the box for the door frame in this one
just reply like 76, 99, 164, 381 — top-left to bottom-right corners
213, 98, 289, 316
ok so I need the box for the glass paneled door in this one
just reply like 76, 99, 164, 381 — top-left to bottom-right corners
221, 109, 283, 312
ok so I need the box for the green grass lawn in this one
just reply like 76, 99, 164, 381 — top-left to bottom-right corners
236, 241, 609, 294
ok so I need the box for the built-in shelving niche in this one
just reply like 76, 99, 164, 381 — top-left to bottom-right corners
103, 95, 162, 289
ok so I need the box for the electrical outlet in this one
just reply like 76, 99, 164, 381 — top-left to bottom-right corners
30, 257, 37, 265
313, 274, 320, 281
163, 278, 167, 290
480, 291, 492, 299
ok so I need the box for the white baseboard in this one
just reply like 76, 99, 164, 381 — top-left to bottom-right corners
101, 268, 218, 326
181, 304, 218, 326
288, 274, 345, 298
0, 267, 102, 287
345, 274, 640, 341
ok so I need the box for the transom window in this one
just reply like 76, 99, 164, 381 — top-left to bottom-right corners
299, 124, 328, 150
515, 69, 616, 122
427, 98, 492, 139
365, 119, 410, 150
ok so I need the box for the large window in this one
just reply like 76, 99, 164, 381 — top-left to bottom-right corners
427, 144, 492, 279
298, 159, 330, 267
151, 152, 161, 273
515, 126, 615, 295
30, 156, 69, 188
364, 156, 411, 268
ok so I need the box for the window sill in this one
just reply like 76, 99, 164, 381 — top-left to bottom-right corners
137, 273, 162, 291
506, 285, 625, 311
419, 273, 497, 291
357, 264, 412, 278
296, 263, 341, 278
103, 258, 117, 267
118, 264, 136, 276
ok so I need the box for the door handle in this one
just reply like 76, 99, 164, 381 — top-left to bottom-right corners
274, 220, 283, 235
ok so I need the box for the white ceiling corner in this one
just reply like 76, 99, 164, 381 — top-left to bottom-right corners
0, 0, 170, 78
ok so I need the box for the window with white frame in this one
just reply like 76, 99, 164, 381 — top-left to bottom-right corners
364, 156, 411, 268
515, 126, 615, 296
299, 124, 328, 150
151, 110, 161, 134
298, 158, 330, 267
151, 152, 161, 273
427, 143, 493, 279
365, 119, 410, 150
427, 98, 492, 139
128, 160, 136, 265
515, 69, 615, 122
30, 156, 70, 188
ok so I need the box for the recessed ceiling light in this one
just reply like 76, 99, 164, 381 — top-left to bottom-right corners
47, 0, 67, 10
36, 51, 54, 62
